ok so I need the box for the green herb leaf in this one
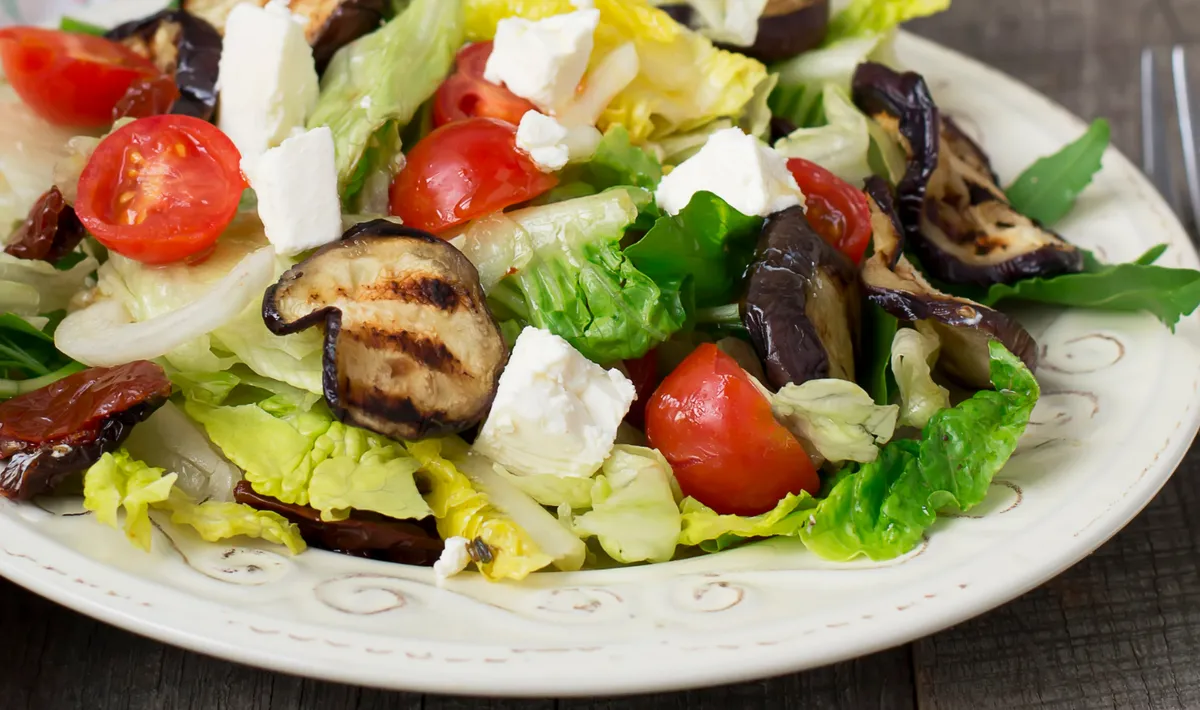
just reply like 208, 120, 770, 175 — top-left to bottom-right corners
60, 17, 108, 36
0, 313, 81, 398
1006, 119, 1111, 225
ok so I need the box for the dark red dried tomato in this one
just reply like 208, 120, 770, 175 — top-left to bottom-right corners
234, 481, 445, 566
0, 361, 172, 500
113, 73, 181, 121
5, 187, 87, 263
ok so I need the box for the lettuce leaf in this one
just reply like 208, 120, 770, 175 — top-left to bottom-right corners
407, 439, 555, 581
485, 189, 686, 362
165, 491, 307, 555
770, 35, 885, 127
774, 84, 873, 185
83, 451, 178, 552
576, 125, 663, 191
826, 0, 951, 43
768, 379, 899, 463
309, 0, 463, 200
679, 492, 817, 553
625, 191, 762, 310
799, 341, 1038, 561
464, 0, 768, 143
570, 446, 682, 563
890, 326, 950, 429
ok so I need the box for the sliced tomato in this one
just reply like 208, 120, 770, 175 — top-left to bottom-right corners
433, 42, 538, 128
645, 344, 819, 516
75, 115, 246, 265
389, 118, 557, 234
0, 27, 168, 127
622, 349, 659, 429
787, 158, 872, 264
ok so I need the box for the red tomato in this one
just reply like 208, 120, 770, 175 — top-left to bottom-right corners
433, 42, 538, 128
623, 349, 659, 429
787, 158, 872, 264
75, 115, 246, 265
0, 27, 168, 127
390, 118, 558, 234
645, 344, 819, 516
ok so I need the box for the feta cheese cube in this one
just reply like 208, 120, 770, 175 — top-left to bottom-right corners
515, 110, 602, 172
473, 327, 637, 479
483, 9, 599, 114
217, 2, 319, 161
243, 127, 342, 256
655, 127, 804, 217
434, 536, 473, 582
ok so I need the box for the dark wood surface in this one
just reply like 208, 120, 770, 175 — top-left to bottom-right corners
3, 1, 1200, 708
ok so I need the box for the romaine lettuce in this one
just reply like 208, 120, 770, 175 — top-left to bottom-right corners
570, 446, 682, 564
826, 0, 951, 43
768, 379, 899, 463
890, 326, 950, 429
679, 492, 816, 552
774, 84, 873, 184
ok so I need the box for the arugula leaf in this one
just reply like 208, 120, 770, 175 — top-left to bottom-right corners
625, 192, 762, 310
60, 17, 108, 35
976, 244, 1200, 330
0, 313, 84, 399
1006, 119, 1111, 226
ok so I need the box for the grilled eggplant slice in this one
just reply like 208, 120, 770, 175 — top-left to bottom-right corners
744, 205, 860, 389
853, 62, 1085, 287
658, 0, 829, 62
860, 178, 1037, 388
106, 10, 222, 121
183, 0, 387, 72
263, 220, 508, 441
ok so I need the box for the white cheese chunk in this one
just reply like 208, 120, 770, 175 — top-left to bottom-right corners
654, 127, 804, 217
473, 327, 637, 479
217, 2, 319, 161
483, 9, 599, 114
434, 536, 473, 582
243, 127, 342, 256
515, 110, 602, 172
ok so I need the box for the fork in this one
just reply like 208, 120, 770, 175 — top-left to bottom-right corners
1142, 45, 1200, 232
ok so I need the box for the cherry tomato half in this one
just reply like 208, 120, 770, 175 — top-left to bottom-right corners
787, 158, 872, 264
76, 115, 246, 265
433, 42, 538, 128
389, 118, 558, 234
0, 27, 168, 127
645, 344, 819, 516
623, 349, 660, 430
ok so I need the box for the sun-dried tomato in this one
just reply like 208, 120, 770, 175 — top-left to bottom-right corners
0, 361, 172, 500
5, 187, 87, 263
233, 481, 445, 566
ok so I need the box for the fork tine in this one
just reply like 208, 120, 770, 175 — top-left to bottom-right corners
1172, 45, 1200, 228
1142, 47, 1173, 200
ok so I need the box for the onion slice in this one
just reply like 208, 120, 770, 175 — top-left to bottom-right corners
56, 246, 277, 367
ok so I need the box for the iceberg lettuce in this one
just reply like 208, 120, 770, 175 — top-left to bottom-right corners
570, 446, 682, 564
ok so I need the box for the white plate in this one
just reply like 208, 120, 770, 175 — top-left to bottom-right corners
3, 1, 1200, 698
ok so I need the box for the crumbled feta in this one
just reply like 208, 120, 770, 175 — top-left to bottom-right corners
484, 9, 599, 114
243, 127, 342, 256
217, 2, 319, 161
434, 536, 473, 582
515, 110, 602, 172
654, 127, 804, 217
473, 327, 637, 479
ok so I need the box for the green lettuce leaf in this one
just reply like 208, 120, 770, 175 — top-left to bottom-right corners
407, 439, 556, 580
857, 302, 899, 406
570, 446, 682, 564
774, 83, 873, 184
799, 340, 1039, 561
679, 492, 817, 552
577, 125, 663, 191
485, 189, 686, 362
494, 468, 596, 510
309, 0, 463, 199
1006, 119, 1110, 226
770, 35, 885, 127
83, 451, 178, 552
890, 326, 950, 429
625, 191, 762, 310
0, 313, 84, 399
768, 379, 899, 463
826, 0, 951, 43
165, 491, 307, 555
974, 245, 1200, 331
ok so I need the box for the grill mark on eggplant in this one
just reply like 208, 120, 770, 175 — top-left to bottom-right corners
358, 275, 462, 310
345, 326, 464, 375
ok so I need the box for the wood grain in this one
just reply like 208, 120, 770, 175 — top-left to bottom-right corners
0, 0, 1198, 708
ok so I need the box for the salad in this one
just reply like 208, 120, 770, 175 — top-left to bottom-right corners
0, 0, 1197, 583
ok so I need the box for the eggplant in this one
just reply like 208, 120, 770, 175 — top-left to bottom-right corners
852, 62, 1085, 288
182, 0, 387, 72
860, 178, 1038, 388
743, 205, 860, 390
106, 10, 222, 121
263, 220, 508, 441
658, 0, 829, 62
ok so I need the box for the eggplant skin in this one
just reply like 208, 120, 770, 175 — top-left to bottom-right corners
860, 178, 1037, 387
263, 220, 508, 442
659, 0, 828, 62
107, 10, 222, 122
744, 205, 860, 390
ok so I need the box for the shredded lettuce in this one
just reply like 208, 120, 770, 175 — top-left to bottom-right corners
569, 446, 682, 564
768, 379, 900, 463
309, 0, 463, 201
890, 326, 950, 429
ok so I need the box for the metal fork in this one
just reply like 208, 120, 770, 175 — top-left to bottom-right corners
1143, 45, 1200, 229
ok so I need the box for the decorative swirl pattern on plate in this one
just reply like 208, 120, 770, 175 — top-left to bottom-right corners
314, 574, 413, 616
673, 580, 747, 613
1028, 390, 1100, 429
1039, 334, 1126, 374
534, 588, 625, 621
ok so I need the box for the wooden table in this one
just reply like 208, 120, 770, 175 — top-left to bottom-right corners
4, 1, 1200, 707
